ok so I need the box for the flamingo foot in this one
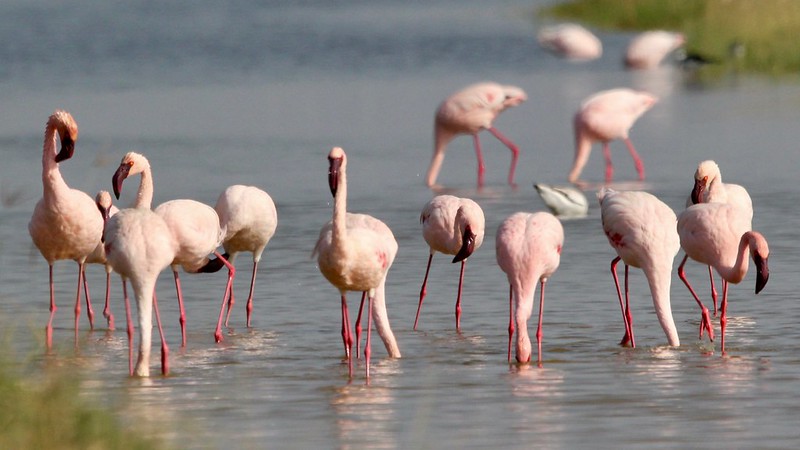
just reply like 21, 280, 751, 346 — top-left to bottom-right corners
619, 332, 632, 347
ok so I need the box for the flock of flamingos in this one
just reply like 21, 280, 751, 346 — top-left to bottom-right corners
28, 26, 770, 380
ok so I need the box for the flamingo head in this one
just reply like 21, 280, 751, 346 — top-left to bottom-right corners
691, 176, 708, 204
753, 248, 770, 294
327, 147, 346, 198
50, 110, 79, 163
691, 160, 720, 203
501, 85, 528, 108
452, 224, 476, 263
112, 152, 148, 199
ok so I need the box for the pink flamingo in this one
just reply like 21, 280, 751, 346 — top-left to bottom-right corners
538, 23, 602, 61
598, 188, 680, 348
29, 110, 104, 347
105, 152, 176, 376
208, 185, 278, 329
414, 194, 485, 331
426, 82, 527, 188
568, 88, 657, 184
313, 147, 401, 379
686, 160, 753, 316
625, 31, 685, 70
677, 201, 770, 353
495, 211, 563, 364
85, 190, 120, 330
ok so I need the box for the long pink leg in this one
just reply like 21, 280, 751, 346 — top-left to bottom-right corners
473, 135, 486, 188
602, 142, 614, 183
245, 260, 259, 328
365, 294, 374, 379
80, 265, 95, 330
507, 285, 514, 362
720, 281, 729, 355
224, 279, 235, 328
354, 292, 366, 359
623, 138, 645, 181
678, 255, 714, 341
73, 263, 86, 345
413, 253, 434, 330
610, 257, 634, 346
103, 271, 115, 330
213, 252, 236, 343
487, 126, 520, 188
536, 280, 547, 365
708, 266, 719, 317
46, 264, 57, 349
122, 280, 133, 376
623, 264, 636, 348
340, 294, 353, 378
152, 291, 169, 376
455, 259, 466, 332
172, 270, 187, 347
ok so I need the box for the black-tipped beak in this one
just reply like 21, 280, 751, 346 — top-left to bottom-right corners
690, 178, 705, 205
754, 253, 769, 294
55, 136, 75, 163
328, 156, 342, 198
197, 252, 230, 274
452, 225, 476, 263
112, 164, 131, 199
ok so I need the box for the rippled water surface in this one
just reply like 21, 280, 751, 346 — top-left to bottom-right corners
1, 1, 800, 448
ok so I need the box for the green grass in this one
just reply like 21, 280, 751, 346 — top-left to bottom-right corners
0, 355, 169, 450
539, 0, 800, 76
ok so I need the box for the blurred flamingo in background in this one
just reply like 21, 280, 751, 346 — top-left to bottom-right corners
625, 31, 685, 70
538, 23, 602, 61
427, 82, 527, 189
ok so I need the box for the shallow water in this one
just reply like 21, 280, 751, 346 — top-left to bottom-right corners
2, 0, 800, 448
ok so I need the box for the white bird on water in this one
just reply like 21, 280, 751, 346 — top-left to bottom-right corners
534, 183, 588, 218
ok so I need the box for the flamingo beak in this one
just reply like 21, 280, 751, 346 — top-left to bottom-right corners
328, 156, 342, 198
55, 136, 75, 162
754, 252, 769, 294
452, 225, 476, 263
690, 177, 705, 204
112, 164, 131, 199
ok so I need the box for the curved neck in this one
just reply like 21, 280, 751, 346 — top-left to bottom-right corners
568, 127, 592, 183
718, 232, 756, 284
136, 166, 155, 209
41, 121, 67, 198
643, 262, 680, 346
427, 126, 454, 187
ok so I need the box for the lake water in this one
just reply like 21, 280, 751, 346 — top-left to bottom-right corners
1, 0, 800, 448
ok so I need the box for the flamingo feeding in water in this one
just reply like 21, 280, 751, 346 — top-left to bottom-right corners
495, 211, 563, 364
414, 194, 485, 331
84, 190, 120, 330
104, 152, 176, 376
677, 201, 770, 353
426, 82, 527, 189
29, 110, 104, 347
625, 31, 685, 70
313, 147, 401, 379
537, 23, 602, 61
686, 160, 753, 317
568, 88, 657, 184
200, 185, 278, 329
598, 188, 680, 348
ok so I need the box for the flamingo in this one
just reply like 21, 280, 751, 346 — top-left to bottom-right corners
598, 188, 680, 348
29, 110, 104, 347
426, 82, 527, 189
686, 160, 753, 316
200, 185, 278, 329
625, 31, 685, 70
84, 190, 120, 330
495, 211, 563, 364
313, 147, 401, 379
414, 194, 485, 331
104, 152, 176, 376
534, 183, 589, 218
538, 23, 602, 61
154, 199, 235, 345
677, 201, 769, 353
568, 88, 657, 184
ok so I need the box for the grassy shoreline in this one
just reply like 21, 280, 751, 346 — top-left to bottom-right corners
539, 0, 800, 77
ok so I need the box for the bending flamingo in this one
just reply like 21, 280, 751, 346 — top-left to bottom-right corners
686, 160, 753, 316
538, 23, 602, 61
598, 188, 680, 348
313, 147, 401, 378
677, 202, 770, 353
85, 190, 120, 329
568, 88, 657, 184
495, 211, 563, 364
625, 31, 685, 70
105, 152, 176, 376
29, 110, 104, 347
426, 82, 527, 188
155, 199, 235, 345
414, 194, 485, 331
202, 185, 278, 329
